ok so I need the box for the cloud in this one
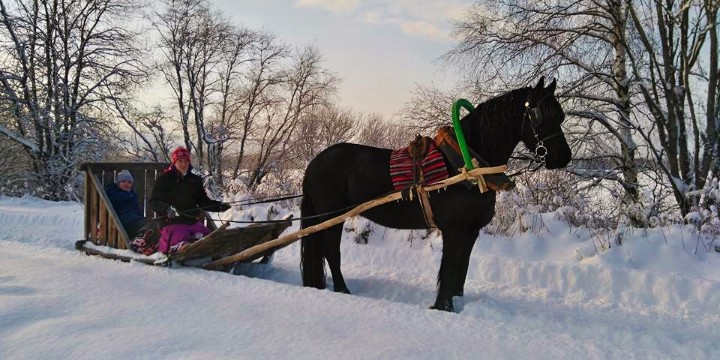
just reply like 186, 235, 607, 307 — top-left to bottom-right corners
359, 10, 380, 24
393, 19, 449, 42
295, 0, 471, 42
295, 0, 360, 13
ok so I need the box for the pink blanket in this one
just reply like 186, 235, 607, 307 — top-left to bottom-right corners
158, 222, 211, 253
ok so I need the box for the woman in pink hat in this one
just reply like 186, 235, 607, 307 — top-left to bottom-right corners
148, 146, 231, 254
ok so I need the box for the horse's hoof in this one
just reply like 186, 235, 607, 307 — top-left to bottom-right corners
429, 301, 454, 312
334, 287, 351, 294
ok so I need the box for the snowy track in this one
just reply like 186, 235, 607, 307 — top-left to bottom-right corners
0, 196, 719, 359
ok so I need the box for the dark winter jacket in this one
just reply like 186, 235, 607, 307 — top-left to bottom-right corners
149, 165, 228, 225
105, 183, 145, 227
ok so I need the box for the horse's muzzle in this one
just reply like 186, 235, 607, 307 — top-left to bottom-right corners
545, 150, 571, 169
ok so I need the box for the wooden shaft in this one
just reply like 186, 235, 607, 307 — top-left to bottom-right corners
203, 164, 508, 270
204, 191, 405, 269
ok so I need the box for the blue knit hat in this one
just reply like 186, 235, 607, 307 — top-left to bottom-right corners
116, 170, 133, 184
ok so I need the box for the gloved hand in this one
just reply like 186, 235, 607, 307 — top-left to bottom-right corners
167, 206, 179, 219
218, 202, 231, 212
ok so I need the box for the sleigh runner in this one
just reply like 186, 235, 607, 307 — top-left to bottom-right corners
75, 162, 291, 268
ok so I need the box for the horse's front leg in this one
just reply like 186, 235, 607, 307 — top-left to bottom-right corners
453, 228, 480, 297
430, 228, 466, 312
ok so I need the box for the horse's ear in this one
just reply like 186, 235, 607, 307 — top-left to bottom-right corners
535, 76, 545, 89
546, 78, 557, 93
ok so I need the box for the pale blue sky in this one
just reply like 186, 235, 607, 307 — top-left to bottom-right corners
210, 0, 474, 119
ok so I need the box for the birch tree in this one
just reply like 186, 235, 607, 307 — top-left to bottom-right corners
625, 0, 719, 215
446, 0, 718, 220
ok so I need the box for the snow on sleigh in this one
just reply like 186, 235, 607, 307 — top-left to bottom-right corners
74, 162, 291, 269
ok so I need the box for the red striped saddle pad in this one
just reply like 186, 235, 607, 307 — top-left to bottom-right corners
389, 139, 449, 190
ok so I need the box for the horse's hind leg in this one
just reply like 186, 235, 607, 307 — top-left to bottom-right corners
300, 197, 327, 290
323, 224, 350, 294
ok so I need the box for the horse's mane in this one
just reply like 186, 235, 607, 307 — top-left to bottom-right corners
461, 87, 530, 165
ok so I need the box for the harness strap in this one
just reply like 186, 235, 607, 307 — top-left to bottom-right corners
416, 186, 437, 228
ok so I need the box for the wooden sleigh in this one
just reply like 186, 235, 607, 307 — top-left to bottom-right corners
75, 162, 291, 269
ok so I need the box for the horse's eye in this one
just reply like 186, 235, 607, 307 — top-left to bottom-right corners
531, 108, 543, 127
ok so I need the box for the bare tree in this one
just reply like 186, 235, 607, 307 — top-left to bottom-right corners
0, 0, 146, 200
184, 7, 232, 167
154, 0, 232, 169
229, 30, 287, 181
211, 25, 255, 186
354, 112, 410, 149
401, 84, 464, 135
153, 1, 340, 191
111, 102, 178, 162
290, 104, 356, 166
246, 45, 339, 188
154, 0, 200, 154
446, 1, 641, 219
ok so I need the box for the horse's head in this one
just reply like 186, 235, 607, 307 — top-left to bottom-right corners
520, 77, 572, 169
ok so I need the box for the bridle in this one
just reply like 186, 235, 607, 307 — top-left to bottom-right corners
520, 92, 564, 168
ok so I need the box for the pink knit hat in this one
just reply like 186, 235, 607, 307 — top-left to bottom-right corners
171, 146, 191, 164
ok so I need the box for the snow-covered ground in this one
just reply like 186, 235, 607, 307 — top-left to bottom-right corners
0, 195, 719, 359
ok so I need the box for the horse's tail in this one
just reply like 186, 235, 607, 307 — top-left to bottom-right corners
300, 195, 327, 289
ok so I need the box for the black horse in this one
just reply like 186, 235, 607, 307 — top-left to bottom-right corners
300, 77, 571, 311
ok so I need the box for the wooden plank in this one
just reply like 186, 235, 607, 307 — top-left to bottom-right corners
99, 205, 108, 246
79, 162, 170, 173
107, 216, 114, 248
84, 172, 92, 242
100, 170, 112, 189
144, 167, 162, 217
132, 168, 147, 211
89, 184, 99, 244
108, 217, 119, 249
